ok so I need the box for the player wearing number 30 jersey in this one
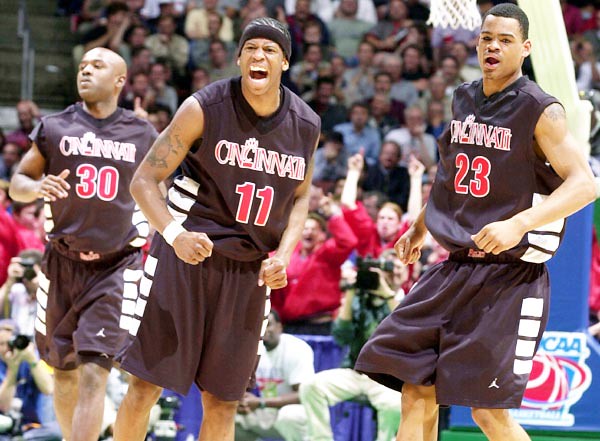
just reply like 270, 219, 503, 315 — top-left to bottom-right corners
9, 48, 157, 441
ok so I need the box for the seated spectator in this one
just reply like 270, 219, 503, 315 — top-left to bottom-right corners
369, 92, 400, 139
201, 39, 239, 83
451, 41, 480, 83
235, 311, 314, 441
299, 252, 403, 441
120, 71, 152, 111
0, 143, 22, 181
313, 131, 348, 191
0, 320, 60, 440
188, 11, 237, 69
327, 0, 372, 62
417, 73, 452, 124
148, 61, 179, 114
400, 44, 430, 92
307, 77, 348, 139
145, 14, 190, 76
185, 0, 234, 42
290, 43, 331, 99
80, 1, 131, 55
385, 105, 438, 170
342, 41, 377, 106
382, 54, 419, 108
364, 0, 411, 53
425, 100, 447, 140
0, 250, 42, 337
11, 202, 45, 253
361, 141, 411, 212
0, 185, 19, 287
286, 0, 330, 65
147, 104, 172, 134
369, 71, 406, 125
239, 0, 269, 34
333, 102, 381, 167
439, 55, 463, 96
121, 24, 150, 65
430, 21, 478, 67
6, 101, 39, 153
271, 205, 357, 335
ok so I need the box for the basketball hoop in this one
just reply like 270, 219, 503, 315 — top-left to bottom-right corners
427, 0, 482, 30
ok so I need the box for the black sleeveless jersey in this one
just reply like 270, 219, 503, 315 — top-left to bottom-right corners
30, 103, 157, 254
168, 77, 320, 261
425, 76, 565, 263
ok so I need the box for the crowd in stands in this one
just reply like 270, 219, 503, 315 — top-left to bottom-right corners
2, 0, 600, 438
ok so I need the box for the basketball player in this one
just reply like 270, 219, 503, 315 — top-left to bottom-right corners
354, 4, 596, 441
9, 48, 157, 441
112, 18, 320, 441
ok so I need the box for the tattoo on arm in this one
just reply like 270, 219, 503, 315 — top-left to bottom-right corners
144, 124, 187, 169
545, 104, 566, 122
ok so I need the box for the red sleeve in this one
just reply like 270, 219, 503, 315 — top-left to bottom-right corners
342, 202, 377, 256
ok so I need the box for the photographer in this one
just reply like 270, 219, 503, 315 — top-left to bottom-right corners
299, 250, 405, 441
0, 250, 42, 336
0, 319, 60, 440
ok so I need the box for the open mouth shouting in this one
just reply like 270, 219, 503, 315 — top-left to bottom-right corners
249, 66, 268, 81
484, 55, 500, 69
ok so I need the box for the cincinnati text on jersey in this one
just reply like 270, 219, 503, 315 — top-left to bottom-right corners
450, 114, 513, 151
214, 137, 306, 181
59, 132, 137, 163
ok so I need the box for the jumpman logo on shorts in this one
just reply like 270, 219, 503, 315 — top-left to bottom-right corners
96, 328, 106, 338
488, 378, 500, 389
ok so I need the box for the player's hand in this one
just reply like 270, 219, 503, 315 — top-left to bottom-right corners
38, 169, 70, 201
471, 218, 526, 255
172, 231, 213, 265
395, 225, 426, 265
258, 256, 287, 289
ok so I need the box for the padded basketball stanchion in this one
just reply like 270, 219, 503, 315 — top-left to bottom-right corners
519, 0, 592, 154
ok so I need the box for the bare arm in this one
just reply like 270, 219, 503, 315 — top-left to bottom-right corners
131, 96, 213, 264
472, 103, 596, 254
10, 142, 70, 202
258, 141, 318, 289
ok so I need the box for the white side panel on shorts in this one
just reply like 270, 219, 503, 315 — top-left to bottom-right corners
43, 201, 54, 234
513, 296, 544, 375
531, 194, 566, 233
144, 256, 158, 277
174, 176, 200, 196
119, 267, 142, 332
35, 272, 50, 336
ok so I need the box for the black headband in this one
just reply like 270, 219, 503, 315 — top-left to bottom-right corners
238, 18, 292, 61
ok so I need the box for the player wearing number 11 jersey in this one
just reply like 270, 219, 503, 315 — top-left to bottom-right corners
9, 47, 156, 441
355, 4, 596, 441
112, 17, 320, 441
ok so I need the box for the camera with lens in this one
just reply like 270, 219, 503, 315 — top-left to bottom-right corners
16, 258, 37, 283
355, 256, 394, 291
8, 334, 31, 351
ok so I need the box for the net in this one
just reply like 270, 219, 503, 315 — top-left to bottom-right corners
427, 0, 482, 30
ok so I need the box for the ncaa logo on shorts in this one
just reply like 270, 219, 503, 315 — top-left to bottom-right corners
510, 331, 592, 427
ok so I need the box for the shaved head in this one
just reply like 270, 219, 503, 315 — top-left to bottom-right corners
84, 47, 127, 77
78, 47, 128, 107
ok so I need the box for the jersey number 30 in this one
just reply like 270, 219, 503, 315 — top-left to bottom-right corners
235, 182, 274, 226
454, 153, 490, 197
75, 164, 120, 201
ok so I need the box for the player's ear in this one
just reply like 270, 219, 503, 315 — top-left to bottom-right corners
282, 60, 289, 71
116, 74, 126, 88
237, 58, 241, 66
522, 39, 532, 58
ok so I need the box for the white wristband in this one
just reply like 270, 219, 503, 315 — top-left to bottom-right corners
162, 221, 186, 246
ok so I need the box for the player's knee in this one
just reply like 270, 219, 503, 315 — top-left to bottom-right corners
128, 376, 163, 406
54, 369, 79, 395
401, 384, 436, 413
471, 407, 508, 431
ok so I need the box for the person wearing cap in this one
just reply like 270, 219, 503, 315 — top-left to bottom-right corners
112, 17, 321, 441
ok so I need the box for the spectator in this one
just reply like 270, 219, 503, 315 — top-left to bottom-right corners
342, 41, 377, 106
239, 0, 269, 33
185, 0, 234, 42
190, 66, 211, 92
148, 61, 179, 114
129, 46, 153, 74
299, 252, 403, 441
361, 141, 413, 212
11, 202, 45, 253
583, 9, 600, 59
0, 250, 42, 337
271, 204, 357, 334
381, 54, 419, 107
425, 100, 448, 140
122, 24, 150, 65
430, 20, 479, 67
405, 0, 429, 22
327, 0, 372, 62
307, 77, 348, 138
385, 105, 438, 169
189, 11, 237, 68
573, 39, 600, 93
145, 14, 190, 75
286, 0, 330, 65
439, 54, 463, 95
0, 143, 22, 181
80, 1, 131, 54
365, 0, 411, 53
147, 104, 172, 133
400, 44, 430, 92
416, 72, 452, 122
0, 182, 19, 288
313, 131, 348, 190
120, 71, 153, 110
201, 39, 239, 82
0, 320, 60, 440
235, 311, 315, 441
561, 0, 585, 37
6, 101, 39, 152
290, 43, 331, 98
368, 92, 400, 139
451, 41, 481, 83
340, 152, 422, 258
333, 102, 381, 166
370, 71, 407, 125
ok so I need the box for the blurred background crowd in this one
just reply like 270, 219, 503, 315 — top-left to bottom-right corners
1, 0, 600, 439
